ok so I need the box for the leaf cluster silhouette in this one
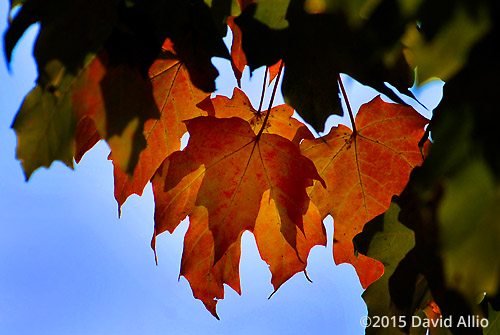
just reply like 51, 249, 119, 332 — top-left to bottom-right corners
5, 0, 500, 333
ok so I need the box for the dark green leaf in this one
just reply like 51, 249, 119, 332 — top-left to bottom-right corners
357, 200, 415, 334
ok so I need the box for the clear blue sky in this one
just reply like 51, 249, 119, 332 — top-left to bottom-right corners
0, 2, 442, 334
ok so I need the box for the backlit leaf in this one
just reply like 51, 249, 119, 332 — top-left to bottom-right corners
180, 206, 242, 319
301, 96, 428, 287
228, 16, 246, 86
112, 44, 210, 210
228, 17, 282, 87
71, 51, 159, 174
198, 87, 313, 144
12, 86, 76, 180
152, 114, 324, 313
254, 189, 326, 291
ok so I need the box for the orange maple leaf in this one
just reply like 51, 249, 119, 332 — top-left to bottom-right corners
112, 43, 211, 210
152, 111, 325, 316
71, 51, 159, 173
301, 96, 429, 288
181, 206, 242, 319
255, 189, 326, 291
198, 87, 313, 144
228, 16, 246, 87
70, 39, 209, 210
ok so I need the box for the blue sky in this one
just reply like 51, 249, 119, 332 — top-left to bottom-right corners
0, 2, 442, 334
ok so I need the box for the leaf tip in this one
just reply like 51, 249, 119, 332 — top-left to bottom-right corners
304, 270, 313, 283
150, 232, 158, 265
268, 289, 277, 300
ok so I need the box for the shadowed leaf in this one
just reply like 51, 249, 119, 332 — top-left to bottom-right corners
12, 86, 76, 179
112, 43, 211, 210
357, 200, 415, 334
71, 51, 159, 174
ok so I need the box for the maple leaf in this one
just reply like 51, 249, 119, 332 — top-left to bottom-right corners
70, 50, 159, 174
162, 0, 230, 93
5, 0, 500, 324
356, 200, 416, 335
357, 200, 452, 335
7, 1, 174, 178
6, 0, 120, 179
254, 189, 326, 291
4, 0, 120, 72
198, 87, 313, 144
228, 16, 282, 87
235, 2, 415, 132
11, 86, 77, 179
112, 43, 211, 210
11, 49, 158, 180
300, 96, 428, 288
67, 38, 210, 208
152, 109, 325, 314
180, 206, 242, 319
228, 16, 247, 87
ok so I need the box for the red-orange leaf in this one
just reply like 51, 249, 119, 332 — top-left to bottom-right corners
70, 41, 210, 210
228, 16, 246, 87
71, 51, 159, 173
112, 43, 211, 210
152, 159, 240, 319
198, 87, 314, 145
227, 0, 256, 86
180, 207, 242, 319
152, 114, 324, 313
301, 96, 429, 288
228, 17, 282, 87
254, 189, 326, 291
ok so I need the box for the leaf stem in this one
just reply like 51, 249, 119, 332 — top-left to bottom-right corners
338, 74, 357, 134
257, 66, 268, 113
256, 60, 284, 139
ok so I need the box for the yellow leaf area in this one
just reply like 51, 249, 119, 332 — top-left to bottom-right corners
151, 104, 325, 317
301, 96, 429, 288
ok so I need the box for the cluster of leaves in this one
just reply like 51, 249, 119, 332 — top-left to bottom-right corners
4, 0, 500, 333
